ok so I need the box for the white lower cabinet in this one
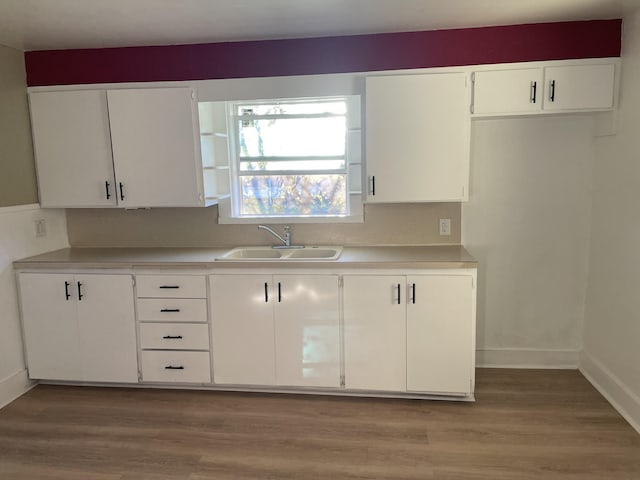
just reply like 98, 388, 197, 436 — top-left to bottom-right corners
343, 273, 475, 395
210, 274, 340, 388
19, 273, 138, 383
136, 274, 211, 384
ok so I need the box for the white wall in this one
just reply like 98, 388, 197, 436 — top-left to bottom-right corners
0, 204, 68, 407
581, 8, 640, 433
463, 116, 595, 368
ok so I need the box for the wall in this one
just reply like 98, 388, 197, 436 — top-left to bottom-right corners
0, 44, 38, 207
581, 8, 640, 433
66, 203, 460, 247
0, 206, 68, 408
0, 44, 69, 407
463, 116, 595, 368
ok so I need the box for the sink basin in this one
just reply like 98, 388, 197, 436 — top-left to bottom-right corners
221, 248, 282, 260
217, 246, 342, 261
286, 248, 342, 259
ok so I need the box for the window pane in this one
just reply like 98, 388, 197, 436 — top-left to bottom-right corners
238, 101, 346, 116
240, 159, 345, 172
239, 175, 347, 216
239, 117, 345, 158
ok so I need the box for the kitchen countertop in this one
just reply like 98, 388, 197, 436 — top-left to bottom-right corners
13, 245, 478, 269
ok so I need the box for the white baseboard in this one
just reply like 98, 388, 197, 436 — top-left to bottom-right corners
579, 350, 640, 435
0, 369, 36, 410
476, 348, 579, 369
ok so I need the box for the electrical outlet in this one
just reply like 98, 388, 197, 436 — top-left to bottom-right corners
439, 218, 451, 236
34, 218, 47, 237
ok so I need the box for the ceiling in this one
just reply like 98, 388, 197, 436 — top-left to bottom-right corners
0, 0, 637, 52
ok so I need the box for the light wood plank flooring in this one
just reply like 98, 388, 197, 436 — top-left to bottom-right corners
0, 369, 639, 479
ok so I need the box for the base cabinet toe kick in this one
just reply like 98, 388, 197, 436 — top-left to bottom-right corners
16, 267, 477, 400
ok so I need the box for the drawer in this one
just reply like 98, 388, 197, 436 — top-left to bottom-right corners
141, 351, 211, 383
140, 323, 210, 350
136, 275, 206, 298
137, 298, 207, 322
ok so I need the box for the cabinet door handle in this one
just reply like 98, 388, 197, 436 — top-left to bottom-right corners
411, 283, 416, 304
159, 285, 179, 289
160, 308, 180, 313
105, 181, 111, 200
264, 282, 269, 303
162, 335, 183, 339
64, 281, 71, 301
530, 81, 537, 103
369, 175, 376, 196
119, 182, 125, 201
396, 283, 401, 305
77, 282, 83, 301
278, 282, 282, 303
164, 365, 184, 370
549, 80, 556, 102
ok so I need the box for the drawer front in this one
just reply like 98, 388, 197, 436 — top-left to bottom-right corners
140, 323, 210, 350
141, 351, 211, 383
136, 275, 206, 298
137, 298, 207, 322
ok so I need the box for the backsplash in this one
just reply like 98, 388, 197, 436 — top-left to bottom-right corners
66, 203, 460, 247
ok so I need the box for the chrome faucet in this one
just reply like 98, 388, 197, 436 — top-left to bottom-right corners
258, 225, 303, 249
258, 224, 290, 247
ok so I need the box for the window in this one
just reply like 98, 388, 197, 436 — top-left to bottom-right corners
201, 96, 363, 223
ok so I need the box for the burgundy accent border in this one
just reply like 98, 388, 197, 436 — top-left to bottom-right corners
25, 19, 621, 87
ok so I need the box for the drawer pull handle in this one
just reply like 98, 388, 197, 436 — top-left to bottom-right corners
396, 283, 401, 305
119, 182, 125, 201
64, 281, 71, 301
264, 282, 268, 303
164, 365, 184, 370
160, 309, 181, 313
105, 180, 111, 200
77, 281, 84, 301
162, 335, 183, 339
159, 285, 180, 289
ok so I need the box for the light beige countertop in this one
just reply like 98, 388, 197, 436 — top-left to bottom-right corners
14, 245, 477, 269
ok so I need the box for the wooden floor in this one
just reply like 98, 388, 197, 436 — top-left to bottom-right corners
0, 369, 639, 479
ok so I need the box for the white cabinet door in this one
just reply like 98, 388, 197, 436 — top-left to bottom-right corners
406, 275, 473, 395
343, 275, 406, 391
472, 68, 543, 115
76, 274, 138, 383
543, 64, 615, 111
19, 274, 81, 381
273, 275, 340, 388
19, 273, 138, 383
108, 88, 203, 207
366, 73, 469, 203
29, 90, 117, 207
210, 275, 276, 385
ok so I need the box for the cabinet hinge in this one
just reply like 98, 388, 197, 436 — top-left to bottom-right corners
132, 276, 136, 287
191, 90, 196, 101
338, 276, 344, 288
340, 374, 345, 387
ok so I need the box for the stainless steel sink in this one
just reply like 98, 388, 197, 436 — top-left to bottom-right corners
217, 246, 343, 261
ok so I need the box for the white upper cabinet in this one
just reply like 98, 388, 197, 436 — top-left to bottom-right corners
30, 90, 117, 207
472, 61, 616, 116
543, 64, 615, 111
472, 68, 544, 115
365, 72, 470, 203
108, 88, 204, 207
29, 88, 206, 208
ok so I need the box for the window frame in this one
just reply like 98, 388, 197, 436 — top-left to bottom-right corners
218, 95, 364, 224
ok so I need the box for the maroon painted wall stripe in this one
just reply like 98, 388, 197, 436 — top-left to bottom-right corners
25, 19, 621, 87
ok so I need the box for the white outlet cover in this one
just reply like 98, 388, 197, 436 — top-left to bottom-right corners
439, 218, 451, 236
